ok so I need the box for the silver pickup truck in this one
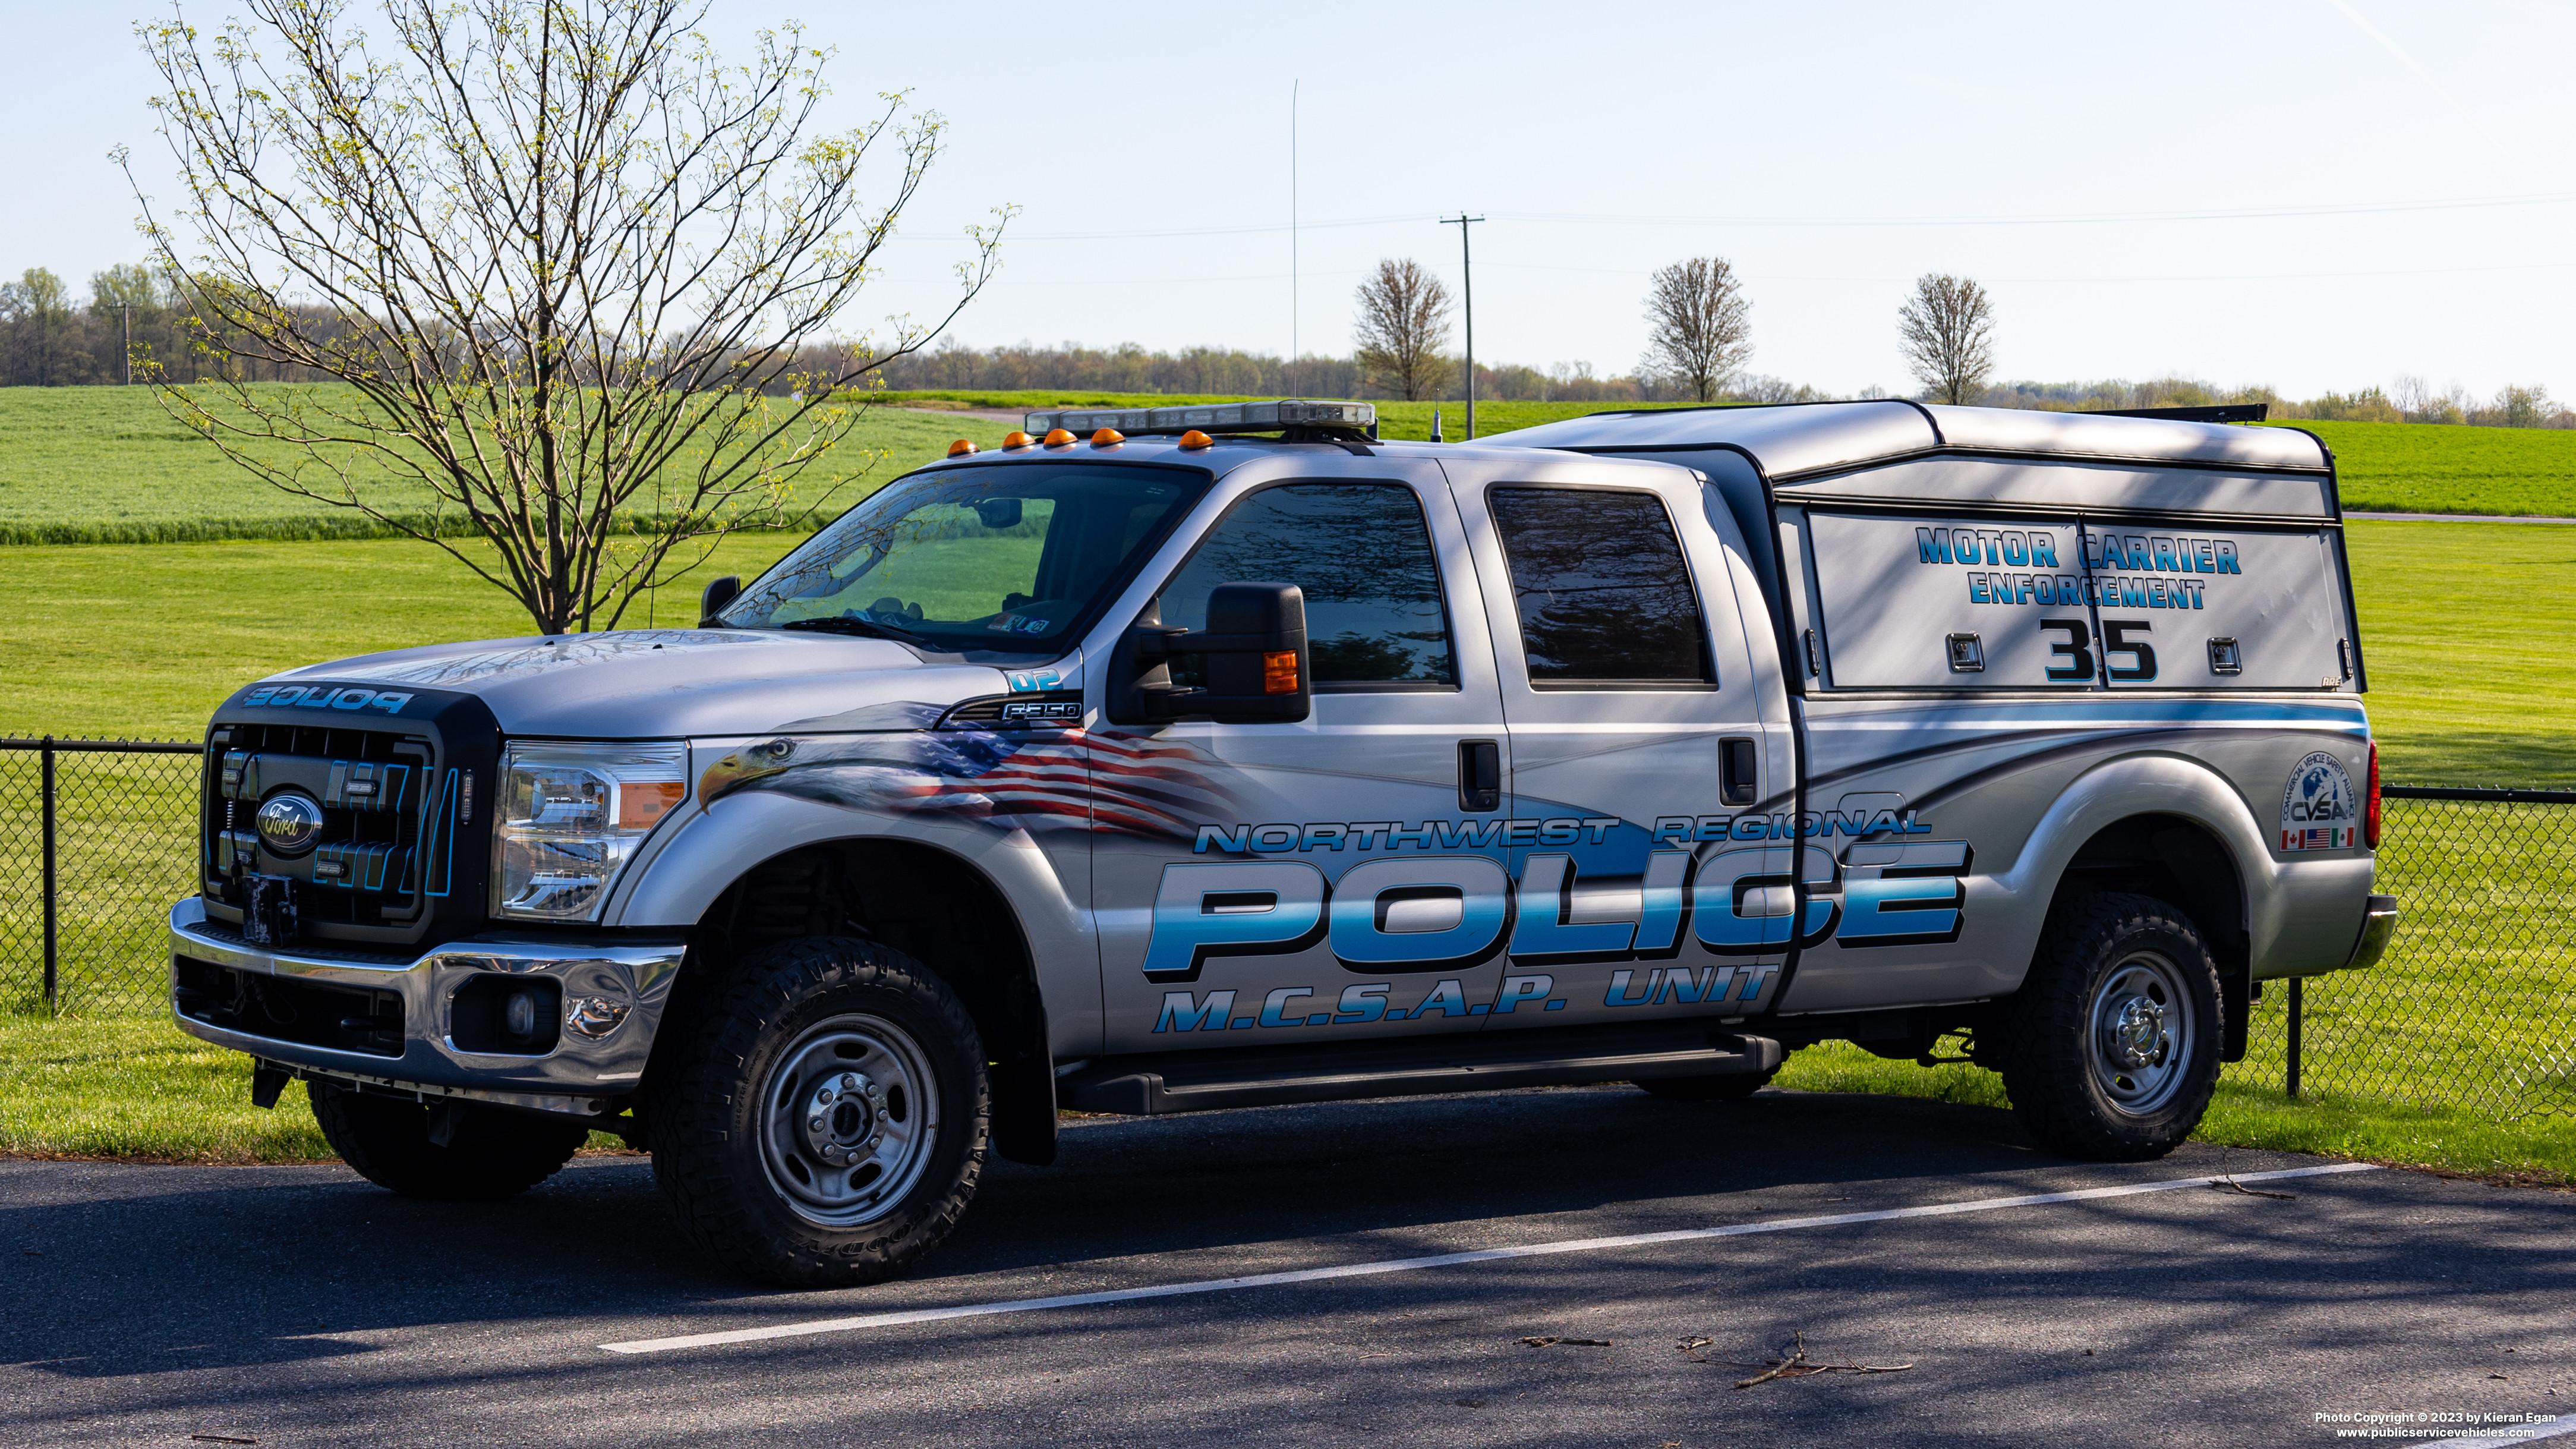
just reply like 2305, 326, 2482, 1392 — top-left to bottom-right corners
169, 398, 2397, 1286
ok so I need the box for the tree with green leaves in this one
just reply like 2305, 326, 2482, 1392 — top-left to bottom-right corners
128, 0, 1005, 634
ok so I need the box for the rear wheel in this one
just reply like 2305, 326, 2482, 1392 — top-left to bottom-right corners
1998, 892, 2221, 1161
309, 1081, 588, 1199
648, 936, 989, 1288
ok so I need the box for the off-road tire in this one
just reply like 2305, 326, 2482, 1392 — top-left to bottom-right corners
1998, 892, 2222, 1161
309, 1081, 589, 1199
1634, 1066, 1779, 1101
648, 936, 989, 1289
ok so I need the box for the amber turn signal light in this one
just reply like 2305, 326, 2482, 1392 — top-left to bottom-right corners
615, 779, 688, 830
1262, 651, 1300, 695
1091, 428, 1125, 447
1002, 430, 1034, 450
1043, 428, 1076, 448
946, 439, 978, 458
1177, 429, 1213, 449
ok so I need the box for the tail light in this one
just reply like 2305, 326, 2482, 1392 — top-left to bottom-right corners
2363, 740, 2382, 849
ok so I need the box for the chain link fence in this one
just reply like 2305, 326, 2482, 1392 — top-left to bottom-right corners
4, 739, 2572, 1123
1, 738, 204, 1016
2234, 788, 2576, 1121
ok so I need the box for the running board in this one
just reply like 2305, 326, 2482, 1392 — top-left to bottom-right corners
1057, 1023, 1784, 1117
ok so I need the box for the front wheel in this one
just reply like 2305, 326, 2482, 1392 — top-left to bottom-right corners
648, 937, 989, 1288
1997, 892, 2222, 1161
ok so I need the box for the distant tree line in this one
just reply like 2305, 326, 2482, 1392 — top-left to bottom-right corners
1976, 375, 2575, 427
7, 259, 2567, 429
0, 264, 357, 386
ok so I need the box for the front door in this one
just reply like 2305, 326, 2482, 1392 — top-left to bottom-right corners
1091, 466, 1521, 1053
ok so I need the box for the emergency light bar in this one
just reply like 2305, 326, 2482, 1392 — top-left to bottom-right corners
1020, 399, 1376, 439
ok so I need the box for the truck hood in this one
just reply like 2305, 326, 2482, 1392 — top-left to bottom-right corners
258, 628, 1062, 738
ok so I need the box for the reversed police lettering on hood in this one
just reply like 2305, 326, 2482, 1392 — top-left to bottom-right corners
241, 683, 414, 715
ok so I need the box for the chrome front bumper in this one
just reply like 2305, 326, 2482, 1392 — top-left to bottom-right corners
167, 897, 685, 1114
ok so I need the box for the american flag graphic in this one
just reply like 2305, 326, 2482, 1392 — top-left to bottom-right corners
2281, 826, 2353, 851
700, 726, 1239, 847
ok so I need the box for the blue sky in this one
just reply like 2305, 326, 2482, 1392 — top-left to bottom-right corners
5, 0, 2568, 399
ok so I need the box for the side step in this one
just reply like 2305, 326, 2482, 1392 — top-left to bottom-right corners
1056, 1022, 1784, 1117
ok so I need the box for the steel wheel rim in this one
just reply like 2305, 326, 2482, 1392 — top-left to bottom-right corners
2085, 950, 2196, 1116
756, 1013, 942, 1228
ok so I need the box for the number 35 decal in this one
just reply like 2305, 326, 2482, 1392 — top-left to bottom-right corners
2040, 619, 2158, 683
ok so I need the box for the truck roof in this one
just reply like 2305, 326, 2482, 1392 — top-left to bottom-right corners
1490, 400, 2332, 482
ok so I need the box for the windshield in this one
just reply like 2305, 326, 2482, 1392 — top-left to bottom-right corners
720, 462, 1207, 656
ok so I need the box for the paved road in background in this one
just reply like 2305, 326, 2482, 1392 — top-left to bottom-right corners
5, 1086, 2571, 1448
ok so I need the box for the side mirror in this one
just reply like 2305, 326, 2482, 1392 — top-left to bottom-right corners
973, 496, 1023, 529
1111, 581, 1310, 724
698, 575, 742, 628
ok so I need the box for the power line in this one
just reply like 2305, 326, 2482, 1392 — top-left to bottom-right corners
890, 189, 2576, 245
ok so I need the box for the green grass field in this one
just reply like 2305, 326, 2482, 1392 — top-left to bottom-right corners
2, 392, 2572, 1176
0, 385, 978, 544
7, 521, 2566, 783
17, 386, 2574, 541
2270, 418, 2576, 517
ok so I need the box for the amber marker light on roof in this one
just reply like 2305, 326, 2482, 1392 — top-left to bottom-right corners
946, 439, 978, 457
1177, 429, 1214, 449
1002, 430, 1034, 449
1043, 428, 1076, 448
1091, 429, 1124, 447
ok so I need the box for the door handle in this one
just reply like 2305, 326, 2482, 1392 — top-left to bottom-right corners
1458, 739, 1501, 813
1721, 737, 1759, 807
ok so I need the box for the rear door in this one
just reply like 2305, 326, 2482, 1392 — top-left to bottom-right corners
1446, 458, 1798, 1026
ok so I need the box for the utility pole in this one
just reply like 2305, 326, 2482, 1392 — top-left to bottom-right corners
119, 303, 131, 385
1289, 80, 1299, 374
1440, 213, 1484, 437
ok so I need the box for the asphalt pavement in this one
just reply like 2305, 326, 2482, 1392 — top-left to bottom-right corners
4, 1084, 2571, 1448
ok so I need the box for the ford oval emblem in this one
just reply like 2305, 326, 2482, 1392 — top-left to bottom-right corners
254, 790, 326, 858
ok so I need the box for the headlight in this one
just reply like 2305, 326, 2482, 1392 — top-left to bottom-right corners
493, 742, 689, 922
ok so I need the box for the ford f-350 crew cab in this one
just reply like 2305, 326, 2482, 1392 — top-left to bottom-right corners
169, 398, 2398, 1286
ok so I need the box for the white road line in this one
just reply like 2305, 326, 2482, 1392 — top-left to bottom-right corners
600, 1160, 2380, 1355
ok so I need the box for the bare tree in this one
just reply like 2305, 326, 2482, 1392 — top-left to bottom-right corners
1898, 273, 1997, 405
1352, 259, 1454, 402
128, 0, 1005, 634
1639, 257, 1752, 404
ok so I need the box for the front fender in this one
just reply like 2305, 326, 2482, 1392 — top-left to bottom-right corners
602, 789, 1100, 1054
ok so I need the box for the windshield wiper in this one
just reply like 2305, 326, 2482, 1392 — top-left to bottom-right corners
778, 616, 929, 646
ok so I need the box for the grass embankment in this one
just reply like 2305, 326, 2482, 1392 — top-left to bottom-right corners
2270, 418, 2576, 517
0, 385, 974, 545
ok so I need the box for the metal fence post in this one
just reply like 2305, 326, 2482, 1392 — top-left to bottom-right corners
2285, 976, 2303, 1100
40, 735, 58, 1015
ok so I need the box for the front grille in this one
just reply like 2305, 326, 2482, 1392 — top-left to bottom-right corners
201, 722, 461, 936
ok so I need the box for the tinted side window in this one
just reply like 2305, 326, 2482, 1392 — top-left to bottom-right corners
1490, 486, 1712, 686
1158, 483, 1456, 689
